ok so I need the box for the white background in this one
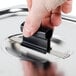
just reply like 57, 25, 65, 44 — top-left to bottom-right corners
0, 0, 76, 76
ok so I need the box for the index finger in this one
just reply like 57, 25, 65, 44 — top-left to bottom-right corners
62, 0, 72, 13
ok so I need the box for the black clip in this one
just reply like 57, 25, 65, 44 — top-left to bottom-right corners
21, 22, 53, 53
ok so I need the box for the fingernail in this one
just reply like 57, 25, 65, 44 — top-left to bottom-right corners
23, 23, 32, 37
23, 28, 31, 37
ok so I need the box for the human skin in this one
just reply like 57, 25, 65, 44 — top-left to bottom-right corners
23, 0, 72, 37
22, 0, 72, 76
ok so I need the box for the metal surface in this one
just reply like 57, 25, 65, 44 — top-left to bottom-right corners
0, 5, 76, 76
0, 5, 28, 19
4, 34, 70, 63
0, 6, 75, 60
0, 5, 72, 62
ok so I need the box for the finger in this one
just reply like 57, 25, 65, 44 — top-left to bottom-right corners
41, 12, 56, 29
42, 17, 51, 26
62, 0, 72, 13
51, 6, 62, 27
37, 67, 46, 76
21, 61, 38, 76
27, 0, 32, 10
46, 63, 57, 76
41, 13, 52, 27
23, 9, 42, 37
23, 0, 46, 37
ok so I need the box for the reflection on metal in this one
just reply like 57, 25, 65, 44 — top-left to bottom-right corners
0, 7, 28, 19
4, 33, 71, 63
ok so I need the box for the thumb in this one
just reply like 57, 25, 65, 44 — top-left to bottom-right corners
23, 8, 42, 37
23, 0, 48, 37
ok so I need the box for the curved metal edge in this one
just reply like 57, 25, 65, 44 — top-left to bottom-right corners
0, 5, 76, 22
0, 5, 28, 19
3, 34, 71, 60
62, 15, 76, 22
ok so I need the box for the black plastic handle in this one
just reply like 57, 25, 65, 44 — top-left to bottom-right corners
21, 22, 53, 53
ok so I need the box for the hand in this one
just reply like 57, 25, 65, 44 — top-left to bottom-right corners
21, 61, 64, 76
22, 0, 72, 75
23, 0, 72, 37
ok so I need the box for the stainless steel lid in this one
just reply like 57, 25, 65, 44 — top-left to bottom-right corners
0, 5, 76, 63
